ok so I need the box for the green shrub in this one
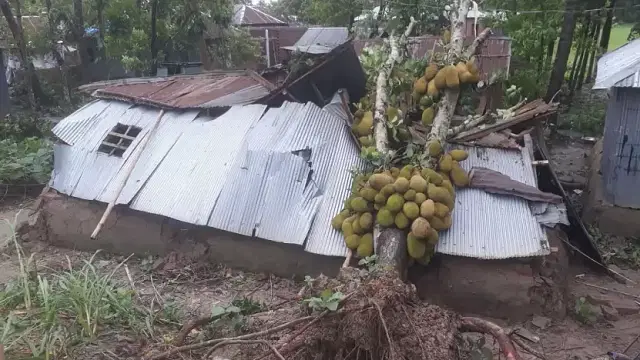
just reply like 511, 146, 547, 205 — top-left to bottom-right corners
0, 137, 54, 184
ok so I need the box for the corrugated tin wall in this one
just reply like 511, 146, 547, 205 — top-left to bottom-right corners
601, 87, 640, 208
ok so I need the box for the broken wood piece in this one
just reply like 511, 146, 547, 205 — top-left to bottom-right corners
468, 167, 564, 204
91, 109, 166, 239
531, 160, 549, 166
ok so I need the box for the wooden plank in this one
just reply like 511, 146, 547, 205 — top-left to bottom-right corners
109, 131, 136, 141
101, 141, 128, 151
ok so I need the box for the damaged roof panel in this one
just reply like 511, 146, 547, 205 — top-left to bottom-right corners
436, 145, 550, 259
90, 71, 272, 110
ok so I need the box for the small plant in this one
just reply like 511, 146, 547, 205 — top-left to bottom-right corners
358, 255, 380, 272
574, 297, 597, 325
303, 289, 345, 312
231, 297, 266, 316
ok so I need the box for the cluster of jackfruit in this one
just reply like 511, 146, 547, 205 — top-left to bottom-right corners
352, 109, 375, 147
412, 58, 481, 127
331, 144, 471, 265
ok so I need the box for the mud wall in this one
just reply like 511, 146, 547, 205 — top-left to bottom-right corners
35, 191, 342, 278
410, 227, 569, 322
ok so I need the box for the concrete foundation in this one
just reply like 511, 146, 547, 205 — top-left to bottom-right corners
582, 140, 640, 237
34, 191, 342, 278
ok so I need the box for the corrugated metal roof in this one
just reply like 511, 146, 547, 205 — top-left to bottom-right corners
594, 38, 640, 89
92, 71, 272, 109
50, 96, 362, 256
282, 27, 349, 54
436, 145, 550, 259
233, 5, 286, 26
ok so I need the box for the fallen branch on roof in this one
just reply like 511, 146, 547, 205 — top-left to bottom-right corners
468, 167, 564, 204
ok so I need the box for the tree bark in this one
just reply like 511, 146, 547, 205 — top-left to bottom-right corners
97, 0, 105, 42
575, 16, 596, 93
585, 20, 601, 82
545, 0, 578, 102
599, 0, 616, 52
150, 0, 159, 76
568, 15, 588, 93
0, 0, 36, 109
45, 0, 71, 104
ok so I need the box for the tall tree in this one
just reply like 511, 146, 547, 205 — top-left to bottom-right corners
599, 0, 616, 51
1, 0, 36, 108
545, 0, 578, 101
150, 0, 159, 75
73, 0, 91, 82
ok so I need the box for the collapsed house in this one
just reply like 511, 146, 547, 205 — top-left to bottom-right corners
32, 38, 590, 321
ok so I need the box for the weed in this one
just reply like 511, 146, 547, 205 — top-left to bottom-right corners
358, 255, 381, 272
303, 289, 345, 312
574, 297, 597, 325
557, 91, 607, 137
590, 226, 640, 269
231, 297, 266, 316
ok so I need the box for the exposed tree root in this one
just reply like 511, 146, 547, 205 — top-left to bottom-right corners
459, 317, 522, 360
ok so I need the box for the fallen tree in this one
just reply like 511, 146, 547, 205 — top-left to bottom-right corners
143, 1, 544, 359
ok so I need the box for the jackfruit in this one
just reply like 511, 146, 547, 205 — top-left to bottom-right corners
331, 213, 346, 230
414, 192, 427, 205
359, 212, 373, 231
352, 216, 363, 234
393, 177, 410, 193
422, 107, 435, 126
357, 233, 374, 258
444, 65, 460, 89
434, 202, 450, 218
374, 203, 382, 210
409, 175, 428, 193
387, 107, 399, 121
443, 214, 452, 229
450, 164, 470, 187
359, 187, 378, 202
407, 232, 427, 259
340, 209, 351, 217
428, 183, 454, 209
343, 196, 353, 211
386, 194, 405, 213
441, 179, 455, 197
413, 77, 428, 94
398, 165, 414, 180
403, 189, 416, 201
427, 139, 443, 157
449, 149, 469, 161
369, 173, 394, 191
421, 168, 443, 185
381, 184, 396, 197
420, 199, 435, 219
374, 193, 387, 204
411, 217, 431, 238
424, 63, 438, 80
342, 217, 354, 236
390, 167, 400, 178
359, 136, 374, 147
442, 29, 451, 44
354, 109, 364, 119
427, 80, 439, 97
434, 68, 447, 90
439, 171, 451, 182
455, 61, 468, 74
353, 111, 374, 136
466, 56, 478, 75
426, 228, 439, 246
416, 251, 433, 266
377, 208, 395, 227
429, 216, 447, 231
420, 95, 433, 108
352, 197, 371, 213
403, 202, 420, 220
459, 71, 474, 84
439, 154, 453, 172
345, 234, 360, 250
395, 212, 410, 229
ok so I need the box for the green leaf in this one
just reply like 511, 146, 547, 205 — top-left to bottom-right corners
320, 288, 333, 300
211, 305, 226, 317
325, 300, 339, 311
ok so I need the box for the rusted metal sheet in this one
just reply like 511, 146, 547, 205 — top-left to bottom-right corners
601, 87, 640, 208
353, 35, 512, 79
91, 71, 273, 109
233, 5, 286, 26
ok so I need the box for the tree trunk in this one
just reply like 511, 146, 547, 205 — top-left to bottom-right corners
97, 0, 105, 42
545, 0, 578, 102
45, 0, 71, 104
150, 0, 159, 76
586, 20, 601, 82
73, 0, 91, 83
0, 0, 36, 109
568, 15, 588, 93
599, 0, 616, 52
544, 38, 555, 72
575, 16, 596, 93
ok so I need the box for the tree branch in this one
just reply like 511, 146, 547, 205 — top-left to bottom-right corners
447, 114, 490, 137
460, 317, 522, 360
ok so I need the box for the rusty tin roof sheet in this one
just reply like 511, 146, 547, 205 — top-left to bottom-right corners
92, 71, 273, 109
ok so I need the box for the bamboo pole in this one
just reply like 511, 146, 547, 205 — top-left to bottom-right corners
90, 109, 166, 239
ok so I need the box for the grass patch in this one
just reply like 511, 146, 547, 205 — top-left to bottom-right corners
608, 23, 633, 51
0, 219, 177, 359
557, 90, 607, 137
590, 225, 640, 269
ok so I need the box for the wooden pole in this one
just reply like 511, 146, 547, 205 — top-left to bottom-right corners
90, 109, 166, 239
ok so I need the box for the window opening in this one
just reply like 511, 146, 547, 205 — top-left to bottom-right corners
98, 123, 142, 157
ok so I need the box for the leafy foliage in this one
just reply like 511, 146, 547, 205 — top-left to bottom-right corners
303, 289, 345, 312
0, 137, 53, 184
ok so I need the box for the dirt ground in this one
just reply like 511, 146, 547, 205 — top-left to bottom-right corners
2, 135, 640, 360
